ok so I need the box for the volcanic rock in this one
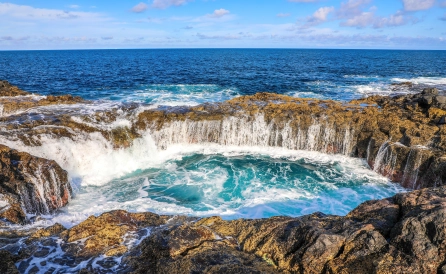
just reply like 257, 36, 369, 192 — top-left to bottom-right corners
0, 80, 28, 97
0, 250, 19, 274
2, 187, 446, 273
0, 144, 72, 224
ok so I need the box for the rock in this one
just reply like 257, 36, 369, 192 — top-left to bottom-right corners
0, 250, 19, 274
422, 87, 439, 95
28, 223, 66, 242
3, 187, 446, 273
0, 144, 72, 224
439, 116, 446, 125
0, 80, 28, 97
391, 81, 413, 88
60, 210, 169, 257
1, 81, 446, 188
436, 96, 446, 105
419, 95, 434, 107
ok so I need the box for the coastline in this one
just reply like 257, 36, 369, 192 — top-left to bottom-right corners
1, 80, 446, 273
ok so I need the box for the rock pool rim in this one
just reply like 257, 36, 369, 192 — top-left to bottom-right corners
1, 79, 446, 225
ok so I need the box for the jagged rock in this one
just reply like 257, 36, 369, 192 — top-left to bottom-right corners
0, 250, 19, 274
0, 80, 28, 97
436, 96, 446, 105
2, 187, 446, 273
1, 81, 446, 188
28, 223, 66, 242
60, 210, 169, 257
419, 95, 434, 107
0, 144, 72, 224
422, 87, 439, 96
391, 81, 413, 88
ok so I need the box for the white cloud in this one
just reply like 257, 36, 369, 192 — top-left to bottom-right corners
277, 13, 291, 18
0, 3, 105, 21
337, 0, 371, 18
131, 2, 148, 13
341, 9, 418, 28
301, 6, 334, 28
312, 6, 335, 22
402, 0, 436, 11
340, 11, 375, 27
69, 5, 80, 9
151, 0, 190, 9
208, 9, 230, 18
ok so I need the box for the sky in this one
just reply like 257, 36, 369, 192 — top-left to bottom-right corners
0, 0, 446, 50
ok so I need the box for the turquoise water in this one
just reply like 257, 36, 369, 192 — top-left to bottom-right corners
52, 150, 404, 225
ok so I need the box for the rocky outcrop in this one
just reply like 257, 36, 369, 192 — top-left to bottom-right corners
0, 80, 28, 97
0, 144, 72, 224
135, 91, 446, 189
0, 81, 85, 117
2, 186, 445, 273
1, 80, 445, 189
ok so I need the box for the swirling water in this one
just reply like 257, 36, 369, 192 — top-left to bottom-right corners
1, 49, 442, 224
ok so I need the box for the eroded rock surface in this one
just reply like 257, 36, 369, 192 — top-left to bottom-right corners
2, 186, 446, 273
0, 144, 72, 224
0, 80, 445, 188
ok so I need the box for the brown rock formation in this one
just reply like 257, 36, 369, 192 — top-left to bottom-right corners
1, 80, 445, 188
4, 186, 445, 273
0, 80, 85, 117
0, 144, 72, 224
134, 92, 446, 188
0, 80, 28, 97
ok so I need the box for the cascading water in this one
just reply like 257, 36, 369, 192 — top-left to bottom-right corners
0, 106, 407, 228
150, 114, 355, 155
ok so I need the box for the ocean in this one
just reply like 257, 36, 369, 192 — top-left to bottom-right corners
1, 49, 445, 227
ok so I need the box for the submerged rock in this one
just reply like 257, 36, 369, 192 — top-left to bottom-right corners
0, 144, 72, 224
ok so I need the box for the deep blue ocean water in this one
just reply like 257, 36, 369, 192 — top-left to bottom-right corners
3, 49, 443, 223
1, 49, 445, 104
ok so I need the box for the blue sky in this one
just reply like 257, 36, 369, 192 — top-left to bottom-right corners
0, 0, 446, 50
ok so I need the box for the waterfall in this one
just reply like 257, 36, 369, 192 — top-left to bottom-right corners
372, 141, 398, 178
400, 147, 425, 189
149, 114, 355, 155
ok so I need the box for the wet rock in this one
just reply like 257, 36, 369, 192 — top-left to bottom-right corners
391, 81, 413, 88
0, 250, 20, 274
436, 96, 446, 105
0, 80, 28, 97
422, 87, 439, 96
60, 210, 169, 257
0, 144, 72, 224
419, 95, 434, 107
3, 187, 446, 273
28, 223, 66, 242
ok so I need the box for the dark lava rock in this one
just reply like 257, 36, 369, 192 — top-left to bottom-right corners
3, 187, 446, 274
0, 250, 20, 274
0, 144, 72, 224
419, 95, 434, 107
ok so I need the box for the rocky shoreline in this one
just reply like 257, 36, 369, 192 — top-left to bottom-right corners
1, 80, 446, 273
